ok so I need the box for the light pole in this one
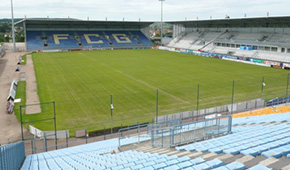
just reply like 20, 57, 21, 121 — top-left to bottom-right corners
261, 76, 265, 99
156, 89, 159, 123
286, 73, 289, 97
286, 73, 289, 103
110, 95, 113, 137
159, 0, 165, 46
11, 0, 16, 52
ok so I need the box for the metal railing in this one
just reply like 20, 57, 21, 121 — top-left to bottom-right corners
146, 119, 182, 135
0, 142, 25, 170
118, 123, 150, 147
156, 98, 265, 123
151, 115, 231, 148
15, 97, 288, 155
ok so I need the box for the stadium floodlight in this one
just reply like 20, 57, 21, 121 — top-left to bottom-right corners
10, 0, 16, 52
159, 0, 165, 46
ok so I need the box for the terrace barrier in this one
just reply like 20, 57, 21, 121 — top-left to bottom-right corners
0, 142, 25, 170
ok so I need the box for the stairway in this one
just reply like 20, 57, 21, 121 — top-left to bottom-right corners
199, 31, 228, 50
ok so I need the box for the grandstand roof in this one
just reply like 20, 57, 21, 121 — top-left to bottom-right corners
168, 16, 290, 28
15, 18, 153, 30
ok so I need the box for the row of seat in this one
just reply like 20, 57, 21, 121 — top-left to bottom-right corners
21, 137, 149, 170
26, 30, 153, 50
232, 112, 290, 125
21, 112, 289, 169
176, 123, 290, 158
21, 137, 274, 170
28, 148, 246, 170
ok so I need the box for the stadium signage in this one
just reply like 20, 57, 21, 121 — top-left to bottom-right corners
53, 33, 132, 44
157, 47, 288, 69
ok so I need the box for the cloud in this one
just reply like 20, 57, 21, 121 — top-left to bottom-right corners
0, 0, 289, 21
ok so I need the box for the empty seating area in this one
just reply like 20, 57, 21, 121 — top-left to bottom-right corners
232, 112, 290, 125
21, 137, 149, 170
233, 33, 265, 42
267, 33, 290, 43
176, 123, 290, 157
172, 113, 290, 169
22, 149, 248, 170
202, 32, 224, 41
18, 112, 290, 170
26, 30, 153, 50
256, 51, 290, 63
167, 30, 290, 63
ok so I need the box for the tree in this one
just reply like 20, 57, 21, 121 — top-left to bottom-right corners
0, 35, 5, 42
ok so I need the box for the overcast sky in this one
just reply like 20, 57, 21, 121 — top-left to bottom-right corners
1, 0, 290, 21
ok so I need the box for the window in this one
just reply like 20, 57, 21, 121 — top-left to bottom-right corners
265, 47, 271, 51
281, 48, 285, 53
271, 47, 278, 52
258, 46, 264, 51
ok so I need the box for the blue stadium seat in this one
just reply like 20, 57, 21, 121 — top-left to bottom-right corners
163, 164, 180, 170
153, 162, 167, 169
20, 112, 290, 170
192, 162, 211, 170
176, 160, 192, 169
177, 119, 290, 158
248, 164, 272, 170
190, 157, 206, 165
225, 161, 246, 170
139, 167, 154, 170
26, 30, 153, 50
206, 159, 226, 169
212, 166, 230, 170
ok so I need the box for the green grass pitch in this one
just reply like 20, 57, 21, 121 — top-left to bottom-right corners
15, 49, 289, 134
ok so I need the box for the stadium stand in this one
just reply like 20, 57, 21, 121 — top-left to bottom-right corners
167, 30, 290, 62
18, 112, 290, 170
15, 18, 154, 51
26, 30, 153, 50
167, 17, 290, 63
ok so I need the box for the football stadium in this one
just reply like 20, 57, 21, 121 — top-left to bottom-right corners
1, 2, 290, 170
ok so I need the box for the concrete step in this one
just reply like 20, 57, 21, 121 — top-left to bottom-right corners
138, 147, 167, 152
267, 157, 290, 170
281, 164, 290, 170
201, 153, 217, 159
136, 146, 162, 152
187, 151, 204, 159
236, 155, 255, 164
203, 153, 227, 161
243, 155, 267, 168
174, 151, 192, 157
153, 148, 174, 155
222, 154, 244, 164
215, 153, 233, 161
165, 150, 181, 156
259, 157, 279, 167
